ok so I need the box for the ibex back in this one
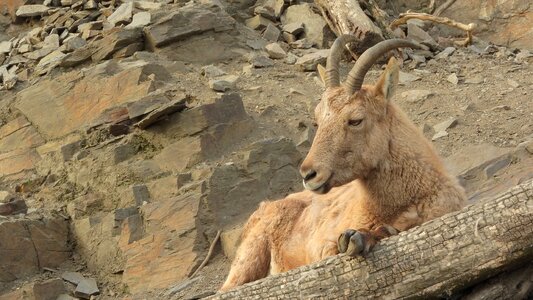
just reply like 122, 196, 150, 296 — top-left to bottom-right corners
221, 36, 467, 291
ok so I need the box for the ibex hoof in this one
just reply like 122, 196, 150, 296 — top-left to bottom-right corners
337, 229, 367, 257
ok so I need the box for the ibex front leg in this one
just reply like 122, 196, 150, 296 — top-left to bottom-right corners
337, 225, 398, 256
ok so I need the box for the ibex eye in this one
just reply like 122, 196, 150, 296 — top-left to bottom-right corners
348, 119, 363, 126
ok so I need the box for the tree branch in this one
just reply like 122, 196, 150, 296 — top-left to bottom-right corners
390, 12, 477, 46
210, 178, 533, 299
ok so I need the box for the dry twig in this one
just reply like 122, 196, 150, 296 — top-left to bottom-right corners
190, 230, 221, 278
390, 12, 476, 46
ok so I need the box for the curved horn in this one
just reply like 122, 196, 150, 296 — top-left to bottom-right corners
325, 35, 359, 88
345, 39, 425, 94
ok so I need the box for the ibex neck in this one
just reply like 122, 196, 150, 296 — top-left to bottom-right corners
362, 110, 447, 220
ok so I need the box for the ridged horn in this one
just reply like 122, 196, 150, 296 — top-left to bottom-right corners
325, 35, 359, 88
345, 39, 425, 94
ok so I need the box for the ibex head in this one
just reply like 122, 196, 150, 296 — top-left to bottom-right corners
300, 36, 424, 194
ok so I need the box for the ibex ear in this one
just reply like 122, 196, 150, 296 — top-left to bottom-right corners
375, 57, 399, 101
317, 64, 326, 85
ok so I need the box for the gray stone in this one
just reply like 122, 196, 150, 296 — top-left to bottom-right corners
0, 199, 27, 216
0, 191, 12, 203
24, 47, 55, 60
91, 28, 143, 62
107, 2, 133, 26
297, 126, 316, 147
283, 22, 304, 35
209, 75, 239, 92
399, 71, 421, 85
254, 6, 276, 21
61, 271, 85, 285
176, 172, 192, 189
282, 32, 296, 44
432, 131, 448, 141
256, 0, 285, 19
515, 50, 533, 62
201, 65, 227, 78
35, 50, 66, 75
135, 96, 188, 129
249, 53, 274, 68
61, 140, 82, 161
43, 34, 60, 49
16, 5, 50, 17
64, 36, 87, 52
263, 23, 280, 42
57, 294, 77, 300
126, 90, 175, 119
125, 12, 151, 29
295, 49, 329, 71
265, 43, 286, 59
18, 44, 32, 54
0, 41, 12, 54
84, 0, 98, 9
282, 4, 329, 48
445, 144, 512, 176
74, 277, 99, 299
447, 73, 459, 85
143, 5, 235, 49
0, 218, 69, 281
484, 155, 511, 179
407, 23, 436, 45
400, 90, 434, 103
78, 21, 103, 33
433, 117, 458, 133
135, 1, 162, 10
245, 15, 273, 31
435, 47, 456, 60
113, 144, 136, 164
33, 279, 67, 300
132, 184, 150, 205
410, 53, 426, 63
285, 52, 297, 65
60, 46, 94, 67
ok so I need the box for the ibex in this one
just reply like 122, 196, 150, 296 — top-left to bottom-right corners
221, 36, 467, 291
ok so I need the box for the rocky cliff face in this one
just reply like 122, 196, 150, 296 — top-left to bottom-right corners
0, 0, 532, 299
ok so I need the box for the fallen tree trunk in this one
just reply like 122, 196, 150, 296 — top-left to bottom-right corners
315, 0, 390, 54
210, 179, 533, 299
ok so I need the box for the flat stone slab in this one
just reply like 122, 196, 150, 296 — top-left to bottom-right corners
16, 4, 49, 17
143, 4, 235, 49
61, 271, 85, 285
74, 277, 99, 299
15, 60, 171, 139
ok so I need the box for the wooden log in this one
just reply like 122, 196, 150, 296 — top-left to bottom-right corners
315, 0, 388, 54
210, 178, 533, 299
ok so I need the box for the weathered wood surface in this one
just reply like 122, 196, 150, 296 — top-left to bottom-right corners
315, 0, 387, 53
210, 178, 533, 299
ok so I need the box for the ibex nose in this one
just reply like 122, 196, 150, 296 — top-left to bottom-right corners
299, 160, 315, 181
302, 169, 317, 182
300, 161, 330, 192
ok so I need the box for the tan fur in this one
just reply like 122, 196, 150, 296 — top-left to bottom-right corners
221, 58, 466, 291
